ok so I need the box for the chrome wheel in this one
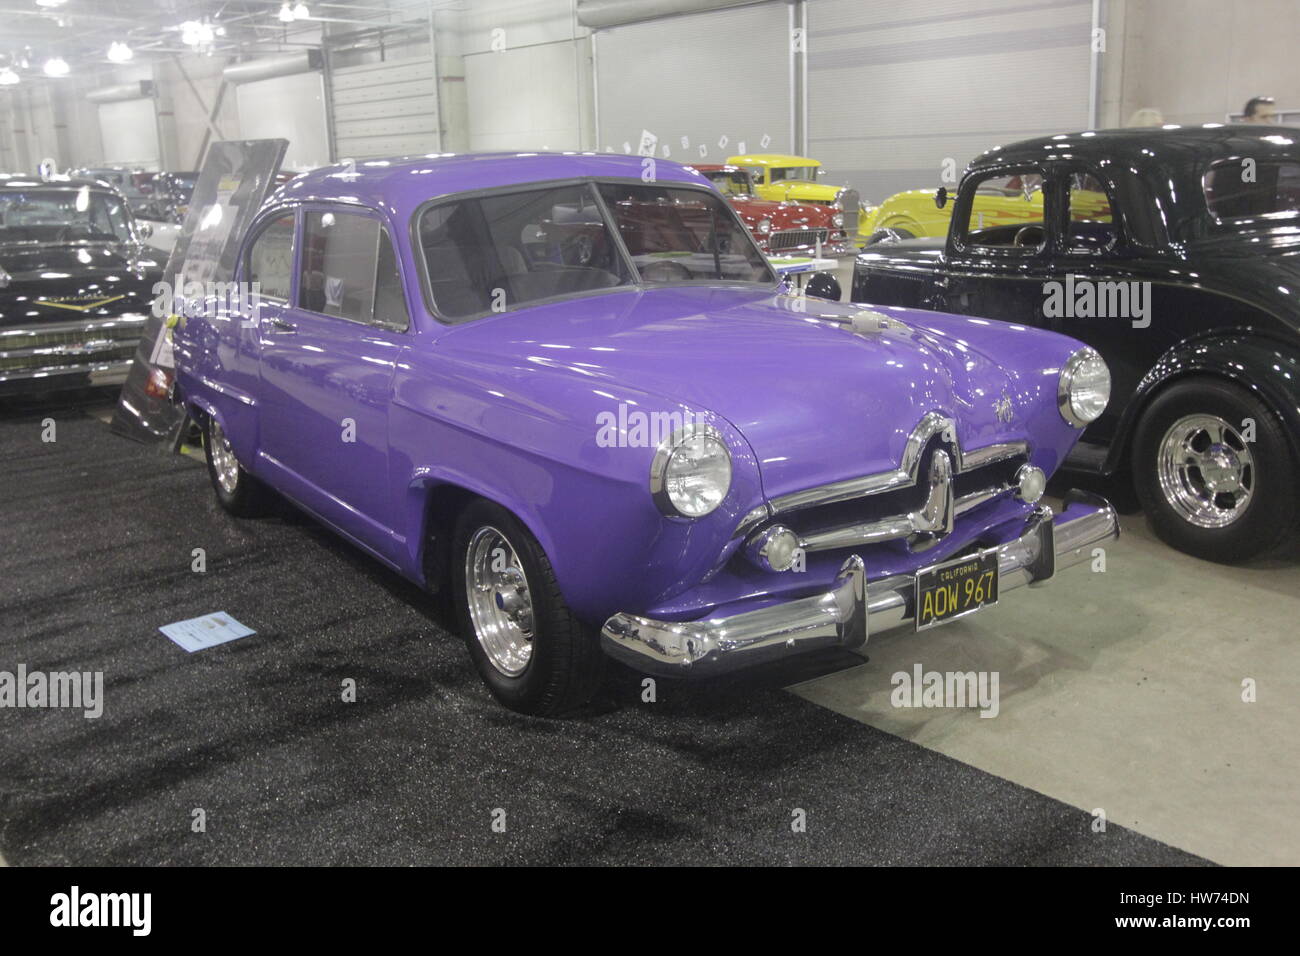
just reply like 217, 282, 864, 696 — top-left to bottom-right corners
1156, 414, 1254, 528
465, 526, 535, 677
209, 419, 240, 495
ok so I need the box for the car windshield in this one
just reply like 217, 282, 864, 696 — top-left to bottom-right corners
596, 183, 773, 284
418, 180, 773, 320
770, 166, 818, 182
701, 169, 753, 197
0, 188, 133, 244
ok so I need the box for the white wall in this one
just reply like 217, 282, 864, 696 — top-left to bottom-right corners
1107, 0, 1300, 126
460, 0, 593, 150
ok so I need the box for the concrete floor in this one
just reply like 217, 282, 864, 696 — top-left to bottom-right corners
792, 499, 1300, 866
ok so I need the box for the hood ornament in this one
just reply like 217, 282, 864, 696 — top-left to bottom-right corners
994, 392, 1014, 424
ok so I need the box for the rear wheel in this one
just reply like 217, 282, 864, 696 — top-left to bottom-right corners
1133, 378, 1295, 562
452, 501, 603, 715
202, 415, 271, 517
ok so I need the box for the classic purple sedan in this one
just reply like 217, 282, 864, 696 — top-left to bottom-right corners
173, 152, 1119, 714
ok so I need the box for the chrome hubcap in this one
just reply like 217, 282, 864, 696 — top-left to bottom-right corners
465, 526, 535, 677
1157, 414, 1254, 528
209, 419, 240, 495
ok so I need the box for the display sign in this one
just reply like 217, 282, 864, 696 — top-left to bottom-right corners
110, 138, 289, 444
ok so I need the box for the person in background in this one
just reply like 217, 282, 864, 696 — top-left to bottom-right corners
1242, 96, 1278, 123
1126, 107, 1165, 127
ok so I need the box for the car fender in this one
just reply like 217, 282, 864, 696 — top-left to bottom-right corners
1108, 331, 1300, 473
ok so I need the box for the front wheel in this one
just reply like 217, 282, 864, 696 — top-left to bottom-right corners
452, 501, 603, 715
1133, 378, 1296, 562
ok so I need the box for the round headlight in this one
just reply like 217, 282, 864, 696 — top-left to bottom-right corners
831, 212, 845, 228
1058, 347, 1111, 428
757, 218, 772, 235
650, 424, 732, 518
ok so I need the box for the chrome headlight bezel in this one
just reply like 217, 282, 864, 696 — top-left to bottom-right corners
649, 422, 733, 519
1057, 346, 1111, 428
756, 218, 772, 235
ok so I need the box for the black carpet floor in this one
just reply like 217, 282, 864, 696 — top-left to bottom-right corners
0, 396, 1207, 865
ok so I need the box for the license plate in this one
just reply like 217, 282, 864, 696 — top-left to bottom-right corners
914, 550, 999, 631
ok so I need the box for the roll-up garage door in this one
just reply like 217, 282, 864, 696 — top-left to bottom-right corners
97, 99, 159, 168
807, 0, 1095, 205
235, 72, 330, 172
593, 0, 792, 161
331, 58, 441, 160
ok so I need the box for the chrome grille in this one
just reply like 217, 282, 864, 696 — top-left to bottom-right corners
768, 228, 829, 252
0, 316, 147, 353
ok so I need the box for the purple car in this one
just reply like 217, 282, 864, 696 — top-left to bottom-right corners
173, 152, 1119, 715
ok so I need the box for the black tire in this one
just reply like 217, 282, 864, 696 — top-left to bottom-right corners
452, 500, 603, 715
202, 414, 272, 517
1132, 377, 1296, 562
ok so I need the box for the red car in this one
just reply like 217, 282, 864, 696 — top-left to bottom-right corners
689, 164, 854, 256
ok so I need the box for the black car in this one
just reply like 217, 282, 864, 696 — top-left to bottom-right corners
0, 174, 162, 396
836, 125, 1300, 563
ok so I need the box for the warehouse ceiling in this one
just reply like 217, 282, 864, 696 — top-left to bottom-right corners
0, 0, 438, 74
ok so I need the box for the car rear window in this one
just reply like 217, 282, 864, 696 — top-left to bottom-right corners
1203, 160, 1300, 222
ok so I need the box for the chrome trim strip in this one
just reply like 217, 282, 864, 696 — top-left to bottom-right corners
602, 494, 1119, 675
0, 359, 132, 385
0, 314, 150, 340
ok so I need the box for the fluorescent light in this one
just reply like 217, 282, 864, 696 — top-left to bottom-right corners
292, 2, 310, 18
278, 3, 295, 22
43, 57, 70, 77
107, 41, 133, 63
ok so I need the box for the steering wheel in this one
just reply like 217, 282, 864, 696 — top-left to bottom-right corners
640, 259, 693, 282
1013, 224, 1044, 248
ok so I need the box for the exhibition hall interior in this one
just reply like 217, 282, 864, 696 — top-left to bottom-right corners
0, 0, 1297, 876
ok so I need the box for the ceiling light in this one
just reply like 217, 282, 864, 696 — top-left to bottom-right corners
278, 3, 294, 22
107, 42, 133, 63
180, 20, 216, 47
292, 2, 310, 18
0, 68, 19, 86
43, 57, 69, 77
35, 0, 67, 8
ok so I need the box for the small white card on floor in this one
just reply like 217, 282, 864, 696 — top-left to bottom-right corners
160, 612, 255, 652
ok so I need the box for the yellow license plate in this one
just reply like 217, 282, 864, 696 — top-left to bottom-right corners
914, 550, 999, 631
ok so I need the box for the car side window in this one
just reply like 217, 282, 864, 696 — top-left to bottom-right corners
299, 209, 408, 331
418, 184, 631, 321
245, 213, 295, 302
1204, 160, 1300, 222
957, 169, 1047, 253
1065, 172, 1118, 253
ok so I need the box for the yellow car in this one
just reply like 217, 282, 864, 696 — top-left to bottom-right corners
726, 153, 865, 238
862, 175, 1111, 242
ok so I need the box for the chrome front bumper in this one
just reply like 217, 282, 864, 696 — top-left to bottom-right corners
601, 492, 1118, 675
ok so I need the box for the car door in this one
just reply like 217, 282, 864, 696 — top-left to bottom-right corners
939, 165, 1059, 324
257, 204, 413, 564
1036, 165, 1170, 442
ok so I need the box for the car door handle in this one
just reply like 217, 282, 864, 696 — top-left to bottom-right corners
266, 316, 296, 333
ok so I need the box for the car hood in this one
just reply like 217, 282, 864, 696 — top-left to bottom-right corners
0, 242, 162, 327
437, 285, 1044, 500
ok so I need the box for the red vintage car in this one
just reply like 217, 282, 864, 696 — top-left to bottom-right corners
688, 164, 854, 256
